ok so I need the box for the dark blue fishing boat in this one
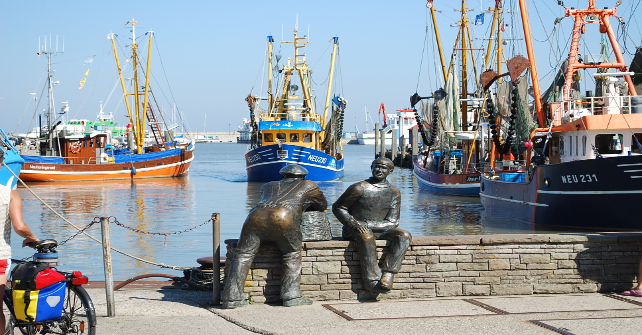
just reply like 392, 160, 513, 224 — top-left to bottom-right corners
245, 27, 346, 182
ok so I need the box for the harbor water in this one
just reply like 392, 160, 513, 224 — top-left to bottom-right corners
15, 143, 577, 281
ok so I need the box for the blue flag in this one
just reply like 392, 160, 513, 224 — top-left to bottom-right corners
475, 13, 485, 25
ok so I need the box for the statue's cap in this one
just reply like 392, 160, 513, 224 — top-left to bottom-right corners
279, 164, 308, 177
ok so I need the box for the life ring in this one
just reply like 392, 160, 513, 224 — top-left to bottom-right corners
70, 141, 81, 154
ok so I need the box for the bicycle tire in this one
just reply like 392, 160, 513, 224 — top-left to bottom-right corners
9, 285, 97, 335
46, 285, 97, 335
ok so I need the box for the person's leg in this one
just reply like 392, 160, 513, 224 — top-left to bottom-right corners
277, 222, 311, 306
353, 232, 384, 291
222, 232, 260, 308
622, 258, 642, 296
281, 249, 311, 306
0, 259, 9, 334
632, 259, 642, 293
379, 228, 412, 290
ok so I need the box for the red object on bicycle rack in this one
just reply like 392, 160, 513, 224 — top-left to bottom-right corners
70, 271, 89, 285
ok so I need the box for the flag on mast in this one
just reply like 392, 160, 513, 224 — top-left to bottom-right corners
475, 13, 485, 25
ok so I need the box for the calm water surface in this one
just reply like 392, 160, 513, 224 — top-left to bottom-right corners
14, 143, 574, 280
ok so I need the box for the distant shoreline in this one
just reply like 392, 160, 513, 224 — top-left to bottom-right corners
178, 132, 356, 144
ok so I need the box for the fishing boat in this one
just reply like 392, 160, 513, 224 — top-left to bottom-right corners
0, 129, 24, 189
411, 1, 526, 196
480, 0, 642, 229
19, 20, 194, 182
244, 27, 346, 182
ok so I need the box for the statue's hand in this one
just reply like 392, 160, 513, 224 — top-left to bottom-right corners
355, 224, 371, 235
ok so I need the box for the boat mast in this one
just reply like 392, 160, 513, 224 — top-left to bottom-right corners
293, 29, 313, 114
518, 0, 544, 127
428, 0, 448, 82
562, 0, 637, 102
141, 29, 154, 153
483, 1, 503, 79
38, 36, 63, 156
448, 0, 475, 131
130, 20, 144, 153
321, 36, 339, 143
110, 33, 135, 142
267, 36, 274, 112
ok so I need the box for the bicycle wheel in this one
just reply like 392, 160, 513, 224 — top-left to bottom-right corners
39, 286, 96, 335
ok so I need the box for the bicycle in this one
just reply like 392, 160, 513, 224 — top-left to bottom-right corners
3, 239, 96, 335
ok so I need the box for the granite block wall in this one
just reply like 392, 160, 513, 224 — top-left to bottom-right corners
224, 233, 642, 303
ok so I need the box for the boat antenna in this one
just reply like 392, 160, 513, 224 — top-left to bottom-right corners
38, 34, 64, 156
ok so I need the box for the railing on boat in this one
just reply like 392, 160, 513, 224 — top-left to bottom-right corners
550, 94, 641, 126
260, 110, 322, 123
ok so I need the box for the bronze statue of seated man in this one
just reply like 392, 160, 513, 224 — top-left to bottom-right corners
333, 157, 412, 294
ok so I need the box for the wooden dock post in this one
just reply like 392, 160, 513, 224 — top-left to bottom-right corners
401, 135, 407, 162
374, 123, 380, 157
391, 129, 398, 164
379, 128, 386, 159
412, 127, 419, 155
100, 217, 116, 317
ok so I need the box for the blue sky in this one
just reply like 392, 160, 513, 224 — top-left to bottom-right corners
1, 1, 639, 133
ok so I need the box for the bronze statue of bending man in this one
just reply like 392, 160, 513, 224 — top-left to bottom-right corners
333, 157, 411, 293
222, 164, 327, 308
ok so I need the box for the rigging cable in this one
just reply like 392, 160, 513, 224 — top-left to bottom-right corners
415, 4, 431, 93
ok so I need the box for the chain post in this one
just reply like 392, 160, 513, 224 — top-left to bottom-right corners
212, 213, 221, 305
101, 217, 116, 317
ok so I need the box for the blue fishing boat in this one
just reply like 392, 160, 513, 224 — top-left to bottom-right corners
0, 129, 24, 189
244, 27, 346, 182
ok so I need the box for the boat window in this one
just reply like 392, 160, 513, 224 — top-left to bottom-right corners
575, 136, 579, 156
277, 133, 286, 141
632, 134, 642, 154
303, 133, 312, 143
568, 136, 573, 156
582, 136, 587, 156
559, 136, 565, 155
290, 133, 299, 142
595, 134, 623, 154
264, 133, 274, 142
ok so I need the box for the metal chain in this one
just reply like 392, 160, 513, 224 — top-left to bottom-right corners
6, 159, 214, 270
113, 216, 212, 236
59, 218, 100, 246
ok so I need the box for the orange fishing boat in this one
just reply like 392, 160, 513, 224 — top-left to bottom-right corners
19, 20, 194, 182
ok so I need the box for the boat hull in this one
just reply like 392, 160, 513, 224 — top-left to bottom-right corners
20, 147, 194, 182
480, 155, 642, 229
412, 155, 481, 196
1, 148, 24, 189
356, 133, 393, 145
246, 144, 344, 182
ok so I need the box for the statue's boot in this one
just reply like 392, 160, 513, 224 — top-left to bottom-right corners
379, 272, 395, 291
364, 279, 389, 294
222, 300, 249, 309
283, 297, 313, 307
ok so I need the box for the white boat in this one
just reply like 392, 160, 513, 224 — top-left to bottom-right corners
237, 118, 251, 144
356, 105, 416, 145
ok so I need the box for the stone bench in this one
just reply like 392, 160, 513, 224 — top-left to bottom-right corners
224, 233, 642, 304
